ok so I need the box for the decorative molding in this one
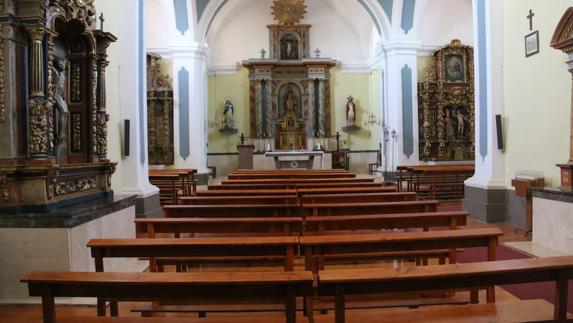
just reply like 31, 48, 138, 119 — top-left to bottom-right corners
55, 177, 97, 196
401, 64, 414, 158
207, 64, 240, 75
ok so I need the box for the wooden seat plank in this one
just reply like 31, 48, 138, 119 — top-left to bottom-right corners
303, 200, 439, 217
163, 204, 301, 218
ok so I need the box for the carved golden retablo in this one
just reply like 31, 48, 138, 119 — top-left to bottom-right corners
271, 0, 307, 25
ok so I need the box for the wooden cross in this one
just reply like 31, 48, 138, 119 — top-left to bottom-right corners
527, 9, 535, 31
335, 131, 341, 151
99, 13, 105, 31
260, 49, 267, 59
240, 133, 245, 145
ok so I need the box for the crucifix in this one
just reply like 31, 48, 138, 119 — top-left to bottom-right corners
335, 131, 341, 151
527, 9, 535, 31
260, 49, 267, 59
99, 13, 105, 31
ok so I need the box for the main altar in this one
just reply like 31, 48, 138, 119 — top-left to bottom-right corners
242, 1, 336, 151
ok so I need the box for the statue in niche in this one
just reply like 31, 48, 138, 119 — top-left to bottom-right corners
342, 96, 360, 132
280, 34, 299, 60
52, 58, 69, 144
445, 108, 455, 141
220, 98, 238, 134
455, 108, 467, 139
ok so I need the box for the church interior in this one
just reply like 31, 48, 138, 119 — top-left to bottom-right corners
1, 0, 573, 322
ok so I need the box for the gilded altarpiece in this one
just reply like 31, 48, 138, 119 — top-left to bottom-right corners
147, 54, 174, 165
0, 0, 116, 212
418, 40, 475, 161
243, 24, 336, 150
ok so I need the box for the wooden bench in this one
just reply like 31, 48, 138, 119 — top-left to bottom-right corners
21, 271, 314, 323
88, 236, 299, 273
196, 189, 297, 196
303, 211, 469, 234
222, 178, 373, 185
317, 256, 573, 323
148, 173, 183, 205
300, 228, 501, 273
208, 182, 384, 190
302, 200, 439, 217
163, 204, 301, 218
297, 186, 397, 196
301, 192, 417, 204
179, 195, 300, 205
228, 173, 356, 180
135, 217, 304, 237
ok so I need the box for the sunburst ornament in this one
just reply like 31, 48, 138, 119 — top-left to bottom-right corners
271, 0, 307, 25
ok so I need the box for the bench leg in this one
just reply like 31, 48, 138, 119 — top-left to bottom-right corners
41, 286, 56, 323
285, 286, 296, 323
554, 271, 569, 322
304, 296, 315, 321
470, 290, 479, 304
97, 299, 106, 316
110, 300, 119, 316
335, 285, 345, 323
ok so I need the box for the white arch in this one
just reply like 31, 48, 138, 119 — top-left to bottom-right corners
196, 0, 391, 42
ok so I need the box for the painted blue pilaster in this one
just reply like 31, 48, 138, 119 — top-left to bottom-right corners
477, 0, 488, 158
401, 0, 416, 34
179, 68, 190, 160
378, 0, 393, 22
173, 0, 190, 35
196, 0, 210, 22
139, 0, 146, 166
401, 65, 414, 158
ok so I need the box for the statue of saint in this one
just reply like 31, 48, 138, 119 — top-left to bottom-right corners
223, 98, 235, 129
52, 59, 69, 144
346, 96, 356, 126
445, 108, 455, 141
456, 109, 467, 139
285, 88, 297, 112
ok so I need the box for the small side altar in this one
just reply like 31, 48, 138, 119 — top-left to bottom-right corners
265, 150, 324, 169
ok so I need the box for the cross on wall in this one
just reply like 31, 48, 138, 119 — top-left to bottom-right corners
527, 9, 535, 31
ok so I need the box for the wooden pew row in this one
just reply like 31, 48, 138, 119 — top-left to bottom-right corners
228, 173, 356, 179
233, 169, 349, 173
318, 256, 573, 323
303, 200, 439, 217
397, 165, 474, 200
22, 271, 314, 323
301, 192, 417, 204
88, 236, 299, 272
148, 174, 183, 205
193, 186, 396, 197
208, 182, 385, 190
164, 204, 301, 218
304, 211, 468, 234
300, 228, 502, 273
222, 178, 373, 185
134, 211, 468, 239
135, 217, 304, 238
180, 192, 415, 206
179, 195, 300, 205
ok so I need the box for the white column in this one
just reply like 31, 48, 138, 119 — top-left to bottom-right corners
171, 44, 210, 175
383, 41, 421, 169
102, 0, 158, 197
465, 0, 505, 190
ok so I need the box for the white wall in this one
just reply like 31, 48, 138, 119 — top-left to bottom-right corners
206, 0, 377, 66
417, 0, 474, 48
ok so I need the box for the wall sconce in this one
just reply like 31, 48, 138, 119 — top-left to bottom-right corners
364, 113, 381, 127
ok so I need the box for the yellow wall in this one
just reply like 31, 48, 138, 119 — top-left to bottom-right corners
502, 1, 571, 187
207, 68, 382, 153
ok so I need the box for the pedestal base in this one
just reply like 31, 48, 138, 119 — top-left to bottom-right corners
557, 163, 573, 187
0, 195, 144, 303
532, 187, 573, 256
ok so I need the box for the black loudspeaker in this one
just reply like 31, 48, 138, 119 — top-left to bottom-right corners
495, 114, 504, 151
124, 119, 130, 157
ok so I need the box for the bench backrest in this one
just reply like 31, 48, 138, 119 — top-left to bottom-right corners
196, 189, 297, 196
228, 173, 355, 179
300, 228, 502, 272
303, 211, 468, 234
163, 204, 301, 218
317, 256, 573, 322
301, 192, 416, 204
179, 195, 299, 205
22, 271, 313, 323
297, 186, 397, 196
88, 236, 299, 272
222, 178, 372, 185
302, 200, 439, 217
135, 217, 304, 237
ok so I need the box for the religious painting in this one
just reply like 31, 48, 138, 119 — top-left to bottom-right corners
280, 33, 300, 60
525, 30, 540, 57
445, 55, 465, 82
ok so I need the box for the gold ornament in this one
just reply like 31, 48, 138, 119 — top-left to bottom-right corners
271, 0, 307, 25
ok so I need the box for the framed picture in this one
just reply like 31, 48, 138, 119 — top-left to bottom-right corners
444, 55, 465, 82
525, 31, 540, 57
